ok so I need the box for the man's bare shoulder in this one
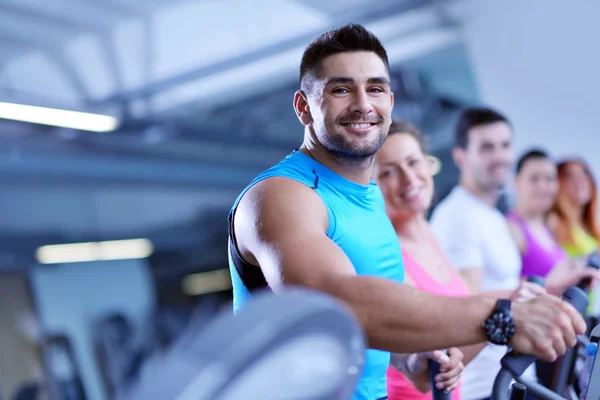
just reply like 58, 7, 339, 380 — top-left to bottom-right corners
235, 176, 328, 248
241, 176, 325, 213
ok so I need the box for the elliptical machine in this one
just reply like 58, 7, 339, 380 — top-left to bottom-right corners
120, 287, 366, 400
491, 282, 600, 400
536, 253, 600, 396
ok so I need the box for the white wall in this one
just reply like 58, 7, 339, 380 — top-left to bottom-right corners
30, 259, 155, 400
453, 0, 600, 177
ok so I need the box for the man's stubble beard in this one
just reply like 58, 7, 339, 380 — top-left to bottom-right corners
476, 172, 507, 194
320, 122, 388, 165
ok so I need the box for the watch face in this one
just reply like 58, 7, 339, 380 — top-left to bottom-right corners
484, 310, 516, 344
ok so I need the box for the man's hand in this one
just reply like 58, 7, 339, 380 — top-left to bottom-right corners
390, 348, 464, 393
510, 293, 587, 362
510, 280, 547, 303
546, 258, 600, 296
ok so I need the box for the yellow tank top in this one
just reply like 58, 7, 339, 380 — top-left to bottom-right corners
561, 226, 599, 315
562, 225, 598, 257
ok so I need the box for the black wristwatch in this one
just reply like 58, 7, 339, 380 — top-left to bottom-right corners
483, 299, 516, 345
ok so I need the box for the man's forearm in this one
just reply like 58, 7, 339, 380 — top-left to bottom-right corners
481, 290, 513, 299
329, 275, 495, 353
460, 342, 487, 366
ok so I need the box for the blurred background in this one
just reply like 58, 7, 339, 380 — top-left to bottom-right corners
0, 0, 598, 399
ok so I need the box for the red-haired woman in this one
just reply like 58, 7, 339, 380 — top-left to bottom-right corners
548, 158, 600, 313
548, 158, 600, 258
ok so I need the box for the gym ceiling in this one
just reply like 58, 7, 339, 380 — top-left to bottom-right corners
0, 0, 472, 273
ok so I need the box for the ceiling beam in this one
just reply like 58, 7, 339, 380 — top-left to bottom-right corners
147, 24, 460, 114
48, 51, 92, 103
0, 144, 276, 189
0, 2, 87, 32
93, 0, 433, 106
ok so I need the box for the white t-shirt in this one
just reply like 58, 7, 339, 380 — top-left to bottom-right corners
430, 185, 533, 400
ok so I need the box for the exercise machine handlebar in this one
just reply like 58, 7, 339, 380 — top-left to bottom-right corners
577, 252, 600, 291
584, 325, 600, 400
526, 275, 546, 287
491, 286, 590, 400
429, 355, 452, 400
508, 383, 527, 400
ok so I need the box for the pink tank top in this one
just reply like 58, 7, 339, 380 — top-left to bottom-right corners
387, 249, 470, 400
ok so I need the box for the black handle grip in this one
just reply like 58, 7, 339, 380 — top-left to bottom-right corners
508, 383, 527, 400
429, 358, 451, 400
562, 286, 590, 312
587, 253, 600, 270
526, 275, 545, 287
577, 253, 600, 291
500, 286, 589, 376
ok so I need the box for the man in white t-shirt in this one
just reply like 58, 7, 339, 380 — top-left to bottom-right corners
429, 107, 531, 400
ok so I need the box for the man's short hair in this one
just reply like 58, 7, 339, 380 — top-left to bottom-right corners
515, 148, 550, 174
299, 23, 390, 95
454, 107, 511, 149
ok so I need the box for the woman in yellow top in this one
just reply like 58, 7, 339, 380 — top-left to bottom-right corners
548, 158, 600, 257
548, 158, 600, 313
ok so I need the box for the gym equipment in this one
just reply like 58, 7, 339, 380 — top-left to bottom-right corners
42, 335, 87, 400
526, 275, 590, 395
94, 313, 143, 397
508, 383, 527, 400
530, 263, 600, 394
527, 275, 582, 395
425, 275, 551, 400
583, 324, 600, 399
526, 275, 546, 287
578, 253, 600, 292
429, 355, 451, 400
577, 252, 600, 292
491, 286, 593, 400
119, 287, 366, 400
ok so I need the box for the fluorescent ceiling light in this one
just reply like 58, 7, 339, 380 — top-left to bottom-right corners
36, 238, 153, 264
0, 101, 118, 132
182, 269, 232, 296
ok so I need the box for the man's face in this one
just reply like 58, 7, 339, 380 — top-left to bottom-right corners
305, 51, 394, 160
459, 122, 515, 191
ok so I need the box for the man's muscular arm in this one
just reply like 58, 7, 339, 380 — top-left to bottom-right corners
233, 177, 585, 359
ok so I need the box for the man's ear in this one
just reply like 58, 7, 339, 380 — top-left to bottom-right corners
452, 147, 464, 170
293, 90, 312, 126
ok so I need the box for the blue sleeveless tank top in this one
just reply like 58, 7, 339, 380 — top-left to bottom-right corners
228, 150, 405, 400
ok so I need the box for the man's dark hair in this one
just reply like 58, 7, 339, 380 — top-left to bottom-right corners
454, 107, 511, 149
515, 148, 550, 174
299, 23, 390, 94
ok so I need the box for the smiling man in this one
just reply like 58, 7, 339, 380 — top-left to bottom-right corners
428, 108, 530, 400
227, 24, 587, 400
